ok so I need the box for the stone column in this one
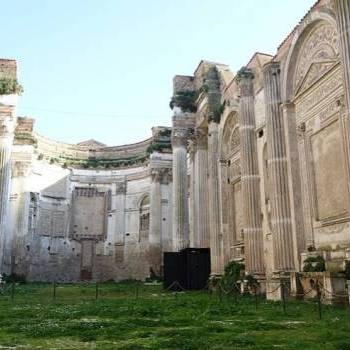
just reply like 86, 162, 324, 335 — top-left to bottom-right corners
149, 169, 162, 275
333, 0, 350, 193
282, 102, 305, 269
236, 68, 264, 275
263, 62, 295, 271
0, 105, 16, 270
114, 180, 127, 245
333, 0, 350, 113
208, 122, 223, 275
188, 140, 196, 247
171, 127, 189, 251
194, 129, 210, 248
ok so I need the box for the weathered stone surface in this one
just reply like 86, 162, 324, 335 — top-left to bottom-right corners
2, 1, 350, 296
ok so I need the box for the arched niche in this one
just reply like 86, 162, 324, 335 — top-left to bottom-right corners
139, 194, 150, 238
282, 12, 338, 102
219, 111, 244, 261
220, 111, 240, 160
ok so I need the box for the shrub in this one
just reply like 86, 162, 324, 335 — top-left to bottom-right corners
303, 255, 326, 272
345, 261, 350, 280
220, 260, 245, 291
3, 273, 26, 283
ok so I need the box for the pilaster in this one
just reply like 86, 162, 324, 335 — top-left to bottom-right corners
333, 0, 350, 199
333, 0, 350, 114
208, 122, 223, 274
0, 105, 16, 271
236, 68, 264, 275
263, 62, 295, 272
149, 169, 162, 275
193, 129, 210, 248
171, 126, 189, 251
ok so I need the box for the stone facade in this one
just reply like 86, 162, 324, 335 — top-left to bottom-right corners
170, 0, 350, 299
1, 0, 350, 290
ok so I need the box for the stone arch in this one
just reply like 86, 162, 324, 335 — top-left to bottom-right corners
220, 111, 240, 159
219, 110, 244, 261
283, 11, 338, 102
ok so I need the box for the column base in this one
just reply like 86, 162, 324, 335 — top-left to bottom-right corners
266, 271, 291, 301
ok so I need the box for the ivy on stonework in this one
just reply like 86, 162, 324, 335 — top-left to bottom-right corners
0, 78, 23, 95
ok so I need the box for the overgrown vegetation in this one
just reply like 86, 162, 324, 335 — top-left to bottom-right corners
0, 78, 23, 95
345, 261, 350, 280
169, 90, 198, 113
41, 154, 150, 169
219, 260, 245, 291
303, 255, 326, 272
0, 282, 348, 349
14, 133, 37, 146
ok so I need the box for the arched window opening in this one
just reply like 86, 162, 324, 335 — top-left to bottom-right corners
139, 195, 150, 235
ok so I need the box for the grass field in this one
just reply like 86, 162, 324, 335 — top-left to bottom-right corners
0, 282, 349, 349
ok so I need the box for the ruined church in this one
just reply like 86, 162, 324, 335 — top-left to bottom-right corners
0, 0, 350, 300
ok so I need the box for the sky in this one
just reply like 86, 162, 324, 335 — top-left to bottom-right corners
2, 0, 315, 146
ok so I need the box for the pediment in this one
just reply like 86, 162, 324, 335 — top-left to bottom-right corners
294, 60, 338, 97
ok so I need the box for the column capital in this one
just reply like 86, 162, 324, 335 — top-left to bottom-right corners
194, 128, 208, 150
151, 168, 172, 183
0, 106, 16, 139
171, 127, 188, 148
236, 67, 254, 97
263, 61, 282, 105
151, 169, 162, 183
263, 61, 281, 75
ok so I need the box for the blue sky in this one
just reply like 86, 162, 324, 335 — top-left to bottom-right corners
2, 0, 315, 146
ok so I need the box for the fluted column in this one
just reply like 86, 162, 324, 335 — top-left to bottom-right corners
236, 68, 264, 275
0, 105, 16, 270
149, 169, 162, 275
171, 127, 189, 251
333, 0, 350, 192
188, 140, 196, 247
194, 129, 210, 248
208, 122, 223, 274
333, 0, 350, 113
263, 62, 295, 271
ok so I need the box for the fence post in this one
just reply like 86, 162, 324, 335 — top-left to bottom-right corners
281, 281, 286, 315
53, 281, 56, 300
135, 282, 139, 299
316, 280, 322, 320
254, 286, 258, 310
11, 282, 15, 302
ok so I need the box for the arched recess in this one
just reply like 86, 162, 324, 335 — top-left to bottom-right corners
219, 111, 244, 262
139, 194, 150, 240
282, 12, 350, 249
283, 12, 338, 102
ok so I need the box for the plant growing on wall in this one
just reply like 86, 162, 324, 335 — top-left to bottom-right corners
0, 78, 23, 95
303, 255, 326, 272
169, 90, 198, 113
158, 129, 171, 137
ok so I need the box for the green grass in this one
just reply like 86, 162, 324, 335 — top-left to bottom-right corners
0, 282, 349, 349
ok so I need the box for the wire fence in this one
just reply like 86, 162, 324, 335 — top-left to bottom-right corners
0, 278, 348, 321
